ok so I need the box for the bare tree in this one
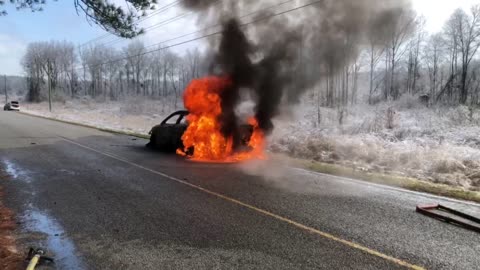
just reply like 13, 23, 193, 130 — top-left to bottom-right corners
149, 49, 164, 98
470, 61, 480, 104
406, 16, 426, 95
58, 41, 78, 98
167, 54, 181, 109
124, 41, 147, 95
22, 43, 45, 102
443, 13, 460, 103
103, 48, 121, 100
366, 23, 386, 104
84, 44, 108, 98
162, 49, 175, 99
185, 48, 201, 80
78, 46, 90, 96
38, 42, 61, 102
23, 41, 65, 110
445, 6, 480, 104
424, 33, 444, 103
384, 8, 416, 99
351, 52, 366, 105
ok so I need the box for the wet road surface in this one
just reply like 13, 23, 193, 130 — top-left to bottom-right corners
1, 111, 479, 270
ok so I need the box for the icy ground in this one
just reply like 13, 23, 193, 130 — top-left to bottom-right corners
22, 96, 480, 191
271, 95, 480, 191
22, 97, 175, 135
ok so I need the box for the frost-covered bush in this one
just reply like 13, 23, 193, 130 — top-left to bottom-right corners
269, 99, 480, 190
396, 94, 422, 110
118, 97, 178, 116
444, 105, 471, 126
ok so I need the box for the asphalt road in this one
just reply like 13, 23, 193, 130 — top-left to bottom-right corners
1, 111, 479, 270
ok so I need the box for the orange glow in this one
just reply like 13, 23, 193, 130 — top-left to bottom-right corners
177, 76, 266, 162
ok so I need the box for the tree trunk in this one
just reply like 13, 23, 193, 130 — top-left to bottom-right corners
384, 50, 390, 100
460, 68, 468, 104
369, 47, 374, 104
390, 47, 396, 100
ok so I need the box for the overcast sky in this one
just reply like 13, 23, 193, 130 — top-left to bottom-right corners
0, 0, 478, 76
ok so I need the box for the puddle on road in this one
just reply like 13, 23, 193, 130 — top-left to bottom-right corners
24, 209, 86, 270
3, 159, 20, 179
1, 159, 32, 183
1, 159, 85, 269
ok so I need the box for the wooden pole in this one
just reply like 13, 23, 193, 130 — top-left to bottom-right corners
48, 76, 52, 112
47, 64, 52, 112
4, 75, 7, 103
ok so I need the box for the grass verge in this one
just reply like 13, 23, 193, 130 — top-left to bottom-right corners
275, 154, 480, 204
19, 111, 150, 139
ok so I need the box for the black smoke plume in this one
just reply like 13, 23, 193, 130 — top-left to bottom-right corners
180, 0, 413, 140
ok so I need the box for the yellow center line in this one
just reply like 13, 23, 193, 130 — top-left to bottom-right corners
60, 136, 425, 270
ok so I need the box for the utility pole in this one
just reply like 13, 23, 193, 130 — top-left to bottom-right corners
48, 74, 52, 112
47, 62, 52, 112
4, 75, 7, 104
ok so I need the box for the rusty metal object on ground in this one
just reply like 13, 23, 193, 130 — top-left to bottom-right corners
416, 204, 480, 233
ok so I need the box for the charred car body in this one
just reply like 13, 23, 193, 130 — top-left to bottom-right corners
147, 110, 189, 152
147, 110, 253, 153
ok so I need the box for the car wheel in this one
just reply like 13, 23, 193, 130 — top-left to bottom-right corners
146, 134, 156, 148
152, 134, 164, 151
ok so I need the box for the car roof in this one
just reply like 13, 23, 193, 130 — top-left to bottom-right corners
176, 110, 188, 115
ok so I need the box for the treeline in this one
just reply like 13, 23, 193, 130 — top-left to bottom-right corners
308, 5, 480, 107
22, 40, 207, 107
21, 5, 480, 107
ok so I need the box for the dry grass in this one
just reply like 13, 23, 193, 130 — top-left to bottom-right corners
277, 154, 480, 203
20, 110, 150, 139
21, 98, 174, 135
270, 98, 480, 191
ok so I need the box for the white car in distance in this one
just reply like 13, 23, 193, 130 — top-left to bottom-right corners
3, 101, 20, 111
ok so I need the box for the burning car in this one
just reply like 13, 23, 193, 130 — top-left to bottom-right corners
147, 110, 190, 152
147, 109, 256, 157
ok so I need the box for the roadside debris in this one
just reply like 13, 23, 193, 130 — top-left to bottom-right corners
416, 204, 480, 233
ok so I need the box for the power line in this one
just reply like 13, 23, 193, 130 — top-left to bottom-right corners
94, 0, 224, 49
74, 0, 320, 72
83, 1, 181, 47
75, 0, 309, 71
111, 0, 296, 52
100, 10, 192, 47
78, 0, 181, 48
142, 0, 296, 51
83, 0, 295, 54
137, 0, 181, 24
92, 0, 228, 49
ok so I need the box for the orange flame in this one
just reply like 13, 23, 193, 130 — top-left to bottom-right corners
177, 76, 266, 162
